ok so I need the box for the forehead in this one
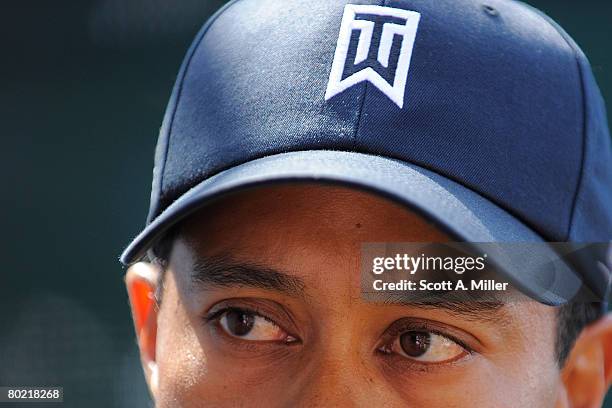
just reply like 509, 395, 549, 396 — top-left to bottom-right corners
180, 183, 450, 250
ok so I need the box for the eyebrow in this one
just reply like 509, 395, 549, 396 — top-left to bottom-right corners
191, 255, 306, 296
191, 256, 511, 324
409, 300, 508, 324
369, 286, 510, 324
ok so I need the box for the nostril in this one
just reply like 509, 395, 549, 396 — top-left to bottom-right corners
482, 4, 499, 17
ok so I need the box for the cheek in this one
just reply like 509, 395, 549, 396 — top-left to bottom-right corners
465, 306, 562, 406
506, 306, 561, 404
387, 359, 561, 407
155, 291, 211, 406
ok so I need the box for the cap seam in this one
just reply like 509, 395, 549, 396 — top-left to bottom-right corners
353, 83, 369, 149
353, 0, 388, 149
514, 2, 587, 242
566, 54, 587, 242
544, 19, 588, 241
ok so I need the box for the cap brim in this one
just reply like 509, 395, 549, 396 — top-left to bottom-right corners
121, 150, 584, 305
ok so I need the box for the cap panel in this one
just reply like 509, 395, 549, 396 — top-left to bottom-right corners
354, 0, 583, 241
568, 56, 612, 241
515, 2, 612, 242
159, 0, 377, 216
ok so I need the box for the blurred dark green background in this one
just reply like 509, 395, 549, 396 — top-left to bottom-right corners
1, 1, 610, 407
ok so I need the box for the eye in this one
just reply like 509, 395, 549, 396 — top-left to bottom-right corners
217, 308, 296, 343
383, 331, 466, 363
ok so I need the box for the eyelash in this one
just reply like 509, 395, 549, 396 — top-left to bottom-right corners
205, 306, 257, 323
381, 322, 472, 354
204, 305, 297, 343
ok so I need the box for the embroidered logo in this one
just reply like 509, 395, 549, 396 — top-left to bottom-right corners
325, 5, 421, 108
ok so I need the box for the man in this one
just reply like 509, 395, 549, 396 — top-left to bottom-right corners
121, 0, 612, 406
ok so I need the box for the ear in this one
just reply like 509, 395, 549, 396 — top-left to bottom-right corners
560, 313, 612, 408
125, 262, 161, 397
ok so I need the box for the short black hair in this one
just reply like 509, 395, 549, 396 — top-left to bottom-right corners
556, 301, 602, 364
146, 232, 604, 367
146, 227, 177, 304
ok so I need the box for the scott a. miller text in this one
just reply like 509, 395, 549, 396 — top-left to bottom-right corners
372, 279, 509, 292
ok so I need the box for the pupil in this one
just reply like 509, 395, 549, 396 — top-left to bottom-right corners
226, 310, 255, 336
399, 331, 431, 357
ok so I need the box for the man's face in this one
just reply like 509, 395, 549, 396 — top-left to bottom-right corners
150, 184, 561, 407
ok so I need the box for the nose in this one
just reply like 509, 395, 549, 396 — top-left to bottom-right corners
287, 350, 402, 407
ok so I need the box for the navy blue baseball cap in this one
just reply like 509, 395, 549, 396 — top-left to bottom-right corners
121, 0, 612, 305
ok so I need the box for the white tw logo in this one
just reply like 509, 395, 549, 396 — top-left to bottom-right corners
325, 5, 421, 108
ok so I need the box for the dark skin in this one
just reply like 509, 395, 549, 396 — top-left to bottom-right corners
126, 184, 612, 407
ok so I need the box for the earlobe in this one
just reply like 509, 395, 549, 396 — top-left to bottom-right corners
560, 314, 612, 408
125, 262, 161, 396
